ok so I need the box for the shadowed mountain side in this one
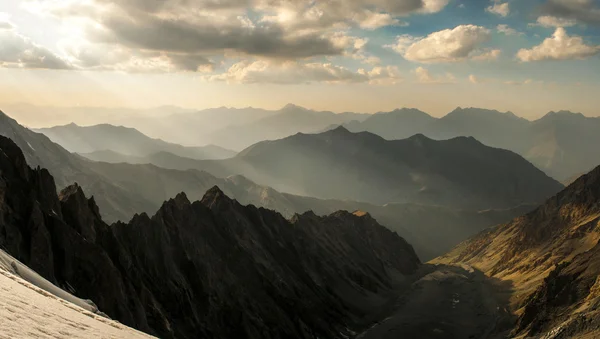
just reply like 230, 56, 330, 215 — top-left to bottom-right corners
434, 164, 600, 338
36, 123, 236, 160
159, 127, 563, 210
344, 107, 600, 181
0, 135, 421, 339
0, 110, 156, 223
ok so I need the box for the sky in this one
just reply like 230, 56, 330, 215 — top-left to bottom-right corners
0, 0, 599, 119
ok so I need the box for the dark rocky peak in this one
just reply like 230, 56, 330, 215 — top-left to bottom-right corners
59, 183, 103, 243
155, 192, 192, 221
126, 212, 152, 226
0, 135, 61, 217
200, 185, 235, 210
0, 133, 30, 179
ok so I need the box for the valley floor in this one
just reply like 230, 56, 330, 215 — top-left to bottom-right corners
0, 267, 154, 339
356, 264, 515, 339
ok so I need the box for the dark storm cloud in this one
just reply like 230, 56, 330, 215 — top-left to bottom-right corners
542, 0, 600, 25
94, 13, 343, 59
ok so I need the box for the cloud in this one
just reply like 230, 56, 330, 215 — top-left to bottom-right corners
531, 15, 577, 28
206, 60, 401, 84
0, 12, 13, 30
496, 24, 523, 36
541, 0, 600, 26
391, 25, 492, 63
469, 75, 540, 85
0, 30, 71, 69
468, 74, 490, 84
414, 66, 456, 83
471, 49, 502, 61
17, 0, 451, 73
517, 27, 600, 61
486, 1, 510, 17
504, 79, 534, 85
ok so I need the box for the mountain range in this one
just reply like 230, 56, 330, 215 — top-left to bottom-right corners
28, 104, 600, 182
0, 134, 420, 338
2, 109, 548, 260
185, 126, 563, 209
4, 102, 600, 338
343, 107, 600, 181
36, 123, 236, 160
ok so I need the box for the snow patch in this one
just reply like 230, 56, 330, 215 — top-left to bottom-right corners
0, 250, 154, 338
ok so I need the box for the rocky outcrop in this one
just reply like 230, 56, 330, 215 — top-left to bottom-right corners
0, 135, 420, 338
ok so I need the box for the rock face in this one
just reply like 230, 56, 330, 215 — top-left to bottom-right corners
435, 164, 600, 338
0, 135, 420, 338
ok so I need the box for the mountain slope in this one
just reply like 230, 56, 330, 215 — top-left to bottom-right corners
435, 164, 600, 338
37, 123, 236, 160
197, 127, 563, 209
0, 135, 420, 338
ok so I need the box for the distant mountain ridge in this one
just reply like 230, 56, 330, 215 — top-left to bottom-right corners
343, 107, 600, 181
36, 123, 236, 160
190, 126, 563, 210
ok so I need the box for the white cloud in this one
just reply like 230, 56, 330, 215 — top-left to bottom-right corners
0, 12, 13, 30
517, 27, 600, 62
496, 24, 523, 36
414, 66, 456, 83
468, 74, 490, 84
531, 15, 577, 28
0, 30, 71, 69
206, 60, 401, 85
357, 11, 404, 30
471, 49, 502, 61
486, 1, 510, 17
391, 25, 492, 63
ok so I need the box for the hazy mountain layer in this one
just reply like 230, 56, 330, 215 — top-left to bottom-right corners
345, 107, 600, 181
190, 127, 563, 210
435, 164, 600, 338
0, 135, 420, 338
36, 123, 236, 160
205, 104, 370, 151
